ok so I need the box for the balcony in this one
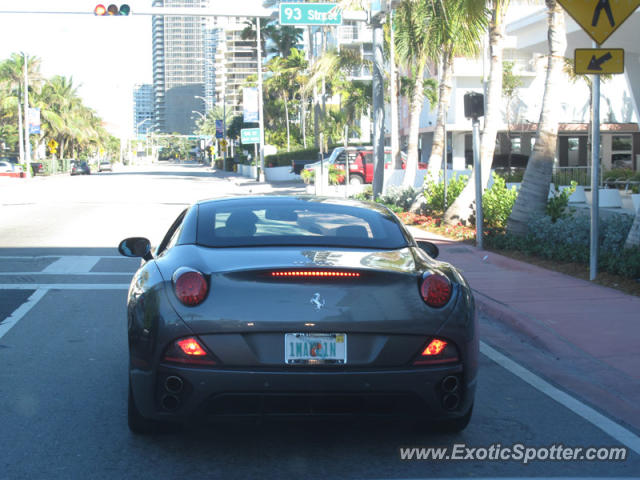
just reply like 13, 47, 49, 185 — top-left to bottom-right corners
337, 25, 372, 45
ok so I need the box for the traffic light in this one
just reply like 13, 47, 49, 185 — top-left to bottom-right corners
94, 4, 130, 16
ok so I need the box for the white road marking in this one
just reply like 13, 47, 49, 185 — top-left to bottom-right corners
0, 289, 48, 340
0, 284, 129, 290
41, 256, 102, 274
480, 341, 640, 456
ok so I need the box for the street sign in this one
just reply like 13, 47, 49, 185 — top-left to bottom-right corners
575, 48, 624, 74
557, 0, 640, 45
241, 128, 261, 144
279, 2, 342, 26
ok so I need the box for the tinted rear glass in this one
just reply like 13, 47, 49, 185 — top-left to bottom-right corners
196, 198, 408, 249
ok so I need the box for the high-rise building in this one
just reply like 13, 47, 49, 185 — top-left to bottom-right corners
152, 0, 207, 134
204, 17, 258, 118
133, 84, 154, 136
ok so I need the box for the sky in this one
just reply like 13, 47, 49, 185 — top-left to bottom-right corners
0, 0, 266, 138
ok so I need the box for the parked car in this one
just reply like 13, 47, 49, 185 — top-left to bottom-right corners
30, 162, 44, 175
119, 195, 477, 434
333, 149, 428, 185
300, 146, 371, 178
70, 161, 91, 175
98, 160, 113, 172
0, 160, 23, 174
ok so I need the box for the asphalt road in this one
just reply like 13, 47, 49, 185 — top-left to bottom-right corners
0, 163, 638, 479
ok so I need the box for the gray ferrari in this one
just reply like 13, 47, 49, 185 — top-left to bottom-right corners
119, 195, 477, 434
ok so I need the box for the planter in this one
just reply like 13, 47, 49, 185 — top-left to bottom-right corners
559, 185, 587, 203
584, 188, 623, 208
264, 165, 299, 182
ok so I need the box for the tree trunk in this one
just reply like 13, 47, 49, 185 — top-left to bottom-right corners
301, 95, 307, 148
390, 11, 402, 170
507, 1, 566, 235
402, 63, 426, 187
283, 92, 290, 152
444, 1, 507, 225
625, 210, 640, 248
427, 48, 454, 182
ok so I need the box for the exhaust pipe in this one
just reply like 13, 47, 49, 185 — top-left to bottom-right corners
442, 393, 460, 411
165, 376, 184, 394
161, 394, 180, 411
441, 375, 459, 393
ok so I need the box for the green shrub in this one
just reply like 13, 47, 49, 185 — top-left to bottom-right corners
485, 211, 640, 279
378, 186, 420, 211
300, 169, 314, 184
603, 168, 634, 180
424, 174, 468, 214
482, 174, 518, 230
351, 186, 373, 201
546, 181, 576, 222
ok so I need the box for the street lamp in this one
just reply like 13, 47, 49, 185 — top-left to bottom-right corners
133, 118, 151, 166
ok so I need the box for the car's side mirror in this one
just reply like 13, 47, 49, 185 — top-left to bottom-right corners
119, 237, 153, 261
417, 240, 439, 259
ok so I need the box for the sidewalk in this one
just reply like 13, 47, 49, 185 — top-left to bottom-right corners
408, 226, 640, 434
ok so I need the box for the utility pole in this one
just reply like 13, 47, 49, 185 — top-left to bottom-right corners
256, 17, 265, 182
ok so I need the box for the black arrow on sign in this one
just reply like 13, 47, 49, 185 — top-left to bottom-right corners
588, 52, 613, 71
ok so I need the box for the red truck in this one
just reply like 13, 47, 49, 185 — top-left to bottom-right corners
333, 149, 428, 185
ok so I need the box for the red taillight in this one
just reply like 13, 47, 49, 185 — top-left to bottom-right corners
173, 269, 208, 306
420, 273, 452, 308
163, 337, 216, 366
271, 270, 360, 278
413, 337, 459, 365
177, 338, 208, 356
422, 338, 447, 356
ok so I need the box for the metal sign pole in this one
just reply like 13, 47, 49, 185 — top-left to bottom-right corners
473, 117, 483, 249
344, 125, 349, 197
590, 52, 601, 281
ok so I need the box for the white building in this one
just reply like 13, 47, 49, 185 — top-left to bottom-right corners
397, 2, 640, 173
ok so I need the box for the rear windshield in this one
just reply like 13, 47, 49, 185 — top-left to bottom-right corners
196, 199, 409, 249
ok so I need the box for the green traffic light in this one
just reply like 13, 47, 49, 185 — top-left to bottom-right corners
119, 4, 130, 15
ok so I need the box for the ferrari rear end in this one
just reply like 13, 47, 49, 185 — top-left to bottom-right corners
122, 196, 477, 433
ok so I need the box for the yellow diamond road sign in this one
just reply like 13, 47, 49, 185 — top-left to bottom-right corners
558, 0, 640, 45
575, 48, 625, 74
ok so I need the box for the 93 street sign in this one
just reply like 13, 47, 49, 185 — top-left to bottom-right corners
574, 48, 624, 74
557, 0, 640, 45
279, 3, 342, 25
241, 128, 261, 145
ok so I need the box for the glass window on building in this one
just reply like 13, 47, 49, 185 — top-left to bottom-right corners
611, 135, 632, 170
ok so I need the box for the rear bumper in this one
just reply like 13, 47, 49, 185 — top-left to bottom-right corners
130, 363, 475, 423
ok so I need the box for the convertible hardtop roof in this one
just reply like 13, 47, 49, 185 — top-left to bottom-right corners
195, 195, 389, 214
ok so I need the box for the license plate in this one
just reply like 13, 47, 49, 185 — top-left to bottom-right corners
285, 333, 347, 365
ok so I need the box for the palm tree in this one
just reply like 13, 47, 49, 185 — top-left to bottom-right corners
393, 0, 432, 187
0, 53, 43, 159
444, 0, 512, 225
507, 0, 567, 235
425, 0, 488, 184
268, 26, 304, 57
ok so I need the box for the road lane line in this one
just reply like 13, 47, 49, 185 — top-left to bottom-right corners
0, 284, 129, 290
0, 289, 48, 340
480, 341, 640, 456
41, 256, 102, 274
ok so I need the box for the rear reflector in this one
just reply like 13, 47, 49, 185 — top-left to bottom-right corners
420, 273, 452, 308
163, 336, 217, 366
271, 271, 360, 278
173, 269, 208, 306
